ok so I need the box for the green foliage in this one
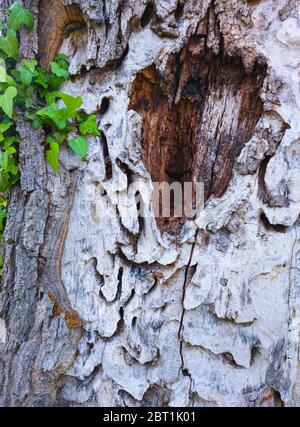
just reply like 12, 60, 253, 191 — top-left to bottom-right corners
0, 29, 19, 60
0, 3, 101, 274
46, 138, 60, 172
79, 114, 100, 136
0, 86, 17, 118
50, 61, 69, 79
7, 3, 34, 31
68, 136, 88, 159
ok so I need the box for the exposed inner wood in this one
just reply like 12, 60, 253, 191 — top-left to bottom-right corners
38, 0, 84, 67
129, 34, 266, 234
246, 0, 262, 5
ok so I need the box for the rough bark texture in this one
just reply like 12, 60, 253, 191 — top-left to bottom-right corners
0, 0, 300, 407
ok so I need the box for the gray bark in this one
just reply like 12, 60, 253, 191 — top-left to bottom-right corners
0, 0, 299, 407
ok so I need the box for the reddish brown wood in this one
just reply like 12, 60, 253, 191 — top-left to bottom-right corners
129, 18, 266, 233
38, 0, 84, 67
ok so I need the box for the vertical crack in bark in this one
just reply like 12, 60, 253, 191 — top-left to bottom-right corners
178, 230, 198, 385
141, 2, 155, 28
101, 132, 113, 180
285, 225, 298, 359
102, 0, 109, 38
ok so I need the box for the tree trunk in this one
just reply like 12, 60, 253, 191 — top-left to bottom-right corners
0, 0, 299, 407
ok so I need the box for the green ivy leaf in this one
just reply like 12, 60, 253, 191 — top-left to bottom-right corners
0, 121, 13, 134
57, 92, 82, 111
68, 136, 87, 159
75, 111, 88, 123
0, 30, 19, 60
34, 68, 48, 89
0, 147, 18, 175
0, 151, 8, 171
24, 112, 41, 128
45, 91, 82, 117
2, 136, 18, 149
22, 59, 38, 74
0, 207, 6, 231
5, 75, 16, 86
15, 84, 34, 110
53, 131, 67, 144
79, 114, 100, 136
7, 30, 18, 58
55, 54, 69, 61
46, 72, 64, 91
45, 91, 58, 105
50, 61, 69, 79
17, 64, 34, 86
46, 140, 60, 172
5, 146, 17, 156
32, 117, 42, 129
8, 3, 34, 31
0, 86, 17, 118
0, 59, 7, 83
37, 104, 67, 129
53, 55, 69, 70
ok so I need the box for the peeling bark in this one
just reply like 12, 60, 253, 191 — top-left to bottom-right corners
0, 0, 300, 407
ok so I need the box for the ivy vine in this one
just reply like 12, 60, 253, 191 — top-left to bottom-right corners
0, 3, 100, 273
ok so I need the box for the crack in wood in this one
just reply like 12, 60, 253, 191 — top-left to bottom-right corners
178, 232, 198, 382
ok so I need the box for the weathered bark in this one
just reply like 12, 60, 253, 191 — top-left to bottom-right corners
0, 0, 299, 407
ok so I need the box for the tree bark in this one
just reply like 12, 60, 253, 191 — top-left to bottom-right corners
0, 0, 300, 407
